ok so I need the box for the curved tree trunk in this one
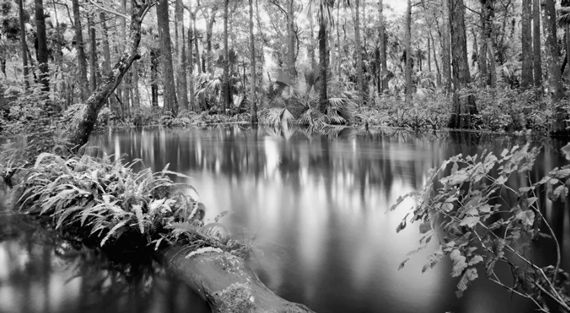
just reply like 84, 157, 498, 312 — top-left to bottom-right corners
66, 0, 152, 150
161, 247, 314, 313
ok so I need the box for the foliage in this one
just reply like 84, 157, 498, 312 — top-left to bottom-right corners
391, 144, 570, 312
15, 153, 246, 257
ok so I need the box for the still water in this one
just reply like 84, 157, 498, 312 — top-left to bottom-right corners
1, 126, 569, 313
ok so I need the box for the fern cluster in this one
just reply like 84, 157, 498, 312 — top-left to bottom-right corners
16, 153, 245, 257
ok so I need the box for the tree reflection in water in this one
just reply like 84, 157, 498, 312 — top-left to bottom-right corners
0, 192, 209, 313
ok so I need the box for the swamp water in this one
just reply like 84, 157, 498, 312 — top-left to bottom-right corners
1, 126, 569, 313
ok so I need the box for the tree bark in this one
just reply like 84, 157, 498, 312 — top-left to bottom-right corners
222, 0, 230, 111
521, 0, 533, 89
160, 247, 314, 313
176, 0, 189, 110
441, 0, 451, 92
355, 0, 364, 107
533, 0, 542, 87
478, 0, 489, 87
34, 0, 50, 93
249, 0, 258, 124
378, 0, 386, 93
87, 12, 97, 93
66, 0, 152, 150
157, 0, 179, 115
188, 11, 195, 111
18, 0, 29, 90
318, 14, 328, 113
405, 0, 412, 104
150, 48, 159, 108
448, 0, 478, 129
287, 0, 296, 79
72, 0, 88, 101
542, 0, 566, 135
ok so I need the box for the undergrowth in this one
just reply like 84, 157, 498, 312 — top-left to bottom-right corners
15, 153, 246, 257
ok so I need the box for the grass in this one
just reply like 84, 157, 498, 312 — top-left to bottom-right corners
15, 152, 246, 257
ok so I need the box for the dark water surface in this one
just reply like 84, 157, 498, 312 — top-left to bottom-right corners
1, 126, 569, 313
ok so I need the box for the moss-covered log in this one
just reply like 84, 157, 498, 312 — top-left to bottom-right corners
161, 246, 315, 313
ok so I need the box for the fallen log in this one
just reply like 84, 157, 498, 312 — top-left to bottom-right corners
161, 246, 314, 313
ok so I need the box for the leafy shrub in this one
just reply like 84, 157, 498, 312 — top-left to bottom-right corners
392, 145, 570, 311
16, 153, 245, 256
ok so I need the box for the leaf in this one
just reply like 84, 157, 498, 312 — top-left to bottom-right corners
459, 215, 479, 228
101, 220, 129, 247
396, 217, 407, 233
515, 210, 535, 227
450, 249, 467, 277
398, 258, 410, 270
467, 255, 483, 266
132, 204, 145, 234
456, 268, 478, 297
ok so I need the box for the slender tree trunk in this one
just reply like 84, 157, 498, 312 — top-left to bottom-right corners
428, 35, 432, 73
35, 0, 50, 92
533, 0, 542, 87
430, 31, 441, 85
222, 0, 230, 111
150, 48, 159, 107
308, 10, 316, 71
176, 0, 188, 110
405, 0, 412, 105
72, 0, 88, 100
19, 0, 29, 90
378, 0, 386, 93
318, 14, 328, 113
66, 0, 153, 150
157, 0, 179, 115
87, 12, 97, 93
542, 0, 565, 134
188, 11, 195, 111
521, 0, 533, 89
355, 0, 364, 107
478, 0, 489, 86
191, 12, 201, 75
205, 15, 215, 75
448, 0, 478, 129
287, 0, 296, 78
249, 0, 257, 124
441, 0, 451, 92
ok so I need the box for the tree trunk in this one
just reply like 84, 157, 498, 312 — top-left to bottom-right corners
72, 0, 88, 101
176, 0, 188, 110
34, 0, 49, 93
287, 0, 296, 79
18, 0, 29, 90
188, 12, 195, 111
160, 247, 314, 313
157, 0, 179, 115
478, 0, 489, 86
222, 0, 230, 111
150, 48, 159, 107
441, 0, 451, 92
448, 0, 478, 129
66, 0, 152, 150
405, 0, 412, 104
542, 0, 566, 134
87, 12, 97, 93
378, 0, 386, 93
355, 0, 364, 107
308, 10, 316, 71
533, 0, 542, 87
318, 15, 328, 113
249, 0, 258, 124
521, 0, 533, 89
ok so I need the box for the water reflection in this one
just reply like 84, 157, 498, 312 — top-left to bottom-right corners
0, 187, 209, 313
87, 126, 569, 313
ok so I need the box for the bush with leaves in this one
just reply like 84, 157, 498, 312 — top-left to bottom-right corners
392, 144, 570, 312
15, 153, 245, 257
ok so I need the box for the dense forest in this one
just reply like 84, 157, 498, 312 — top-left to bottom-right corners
1, 0, 570, 135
